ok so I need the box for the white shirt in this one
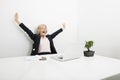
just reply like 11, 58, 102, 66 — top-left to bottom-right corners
38, 37, 51, 53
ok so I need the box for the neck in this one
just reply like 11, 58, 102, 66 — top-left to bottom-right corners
40, 35, 46, 38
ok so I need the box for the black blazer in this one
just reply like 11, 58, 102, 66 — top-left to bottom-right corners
19, 23, 63, 55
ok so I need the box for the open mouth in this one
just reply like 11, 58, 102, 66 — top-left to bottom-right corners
42, 31, 46, 33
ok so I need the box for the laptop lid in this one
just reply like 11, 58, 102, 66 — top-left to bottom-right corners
52, 43, 83, 61
62, 43, 83, 60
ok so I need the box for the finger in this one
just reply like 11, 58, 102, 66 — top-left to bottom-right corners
62, 22, 65, 25
63, 22, 66, 25
62, 23, 65, 27
15, 12, 18, 17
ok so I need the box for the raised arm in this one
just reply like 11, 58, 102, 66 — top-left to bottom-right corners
51, 23, 65, 39
14, 13, 35, 40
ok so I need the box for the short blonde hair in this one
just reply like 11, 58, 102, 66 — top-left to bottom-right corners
37, 24, 47, 35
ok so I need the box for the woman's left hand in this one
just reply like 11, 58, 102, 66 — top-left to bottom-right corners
62, 22, 66, 30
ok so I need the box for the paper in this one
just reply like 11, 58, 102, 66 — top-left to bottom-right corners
24, 55, 46, 61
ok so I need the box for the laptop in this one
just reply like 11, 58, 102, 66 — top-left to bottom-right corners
51, 43, 83, 61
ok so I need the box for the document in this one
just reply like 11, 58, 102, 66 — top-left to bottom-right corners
24, 55, 47, 61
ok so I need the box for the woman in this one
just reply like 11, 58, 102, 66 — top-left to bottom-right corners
15, 13, 65, 56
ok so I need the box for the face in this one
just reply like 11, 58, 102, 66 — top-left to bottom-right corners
38, 24, 47, 37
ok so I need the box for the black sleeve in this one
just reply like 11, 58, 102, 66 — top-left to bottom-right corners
51, 28, 63, 39
19, 23, 35, 40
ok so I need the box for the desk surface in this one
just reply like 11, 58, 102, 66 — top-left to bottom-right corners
0, 55, 120, 80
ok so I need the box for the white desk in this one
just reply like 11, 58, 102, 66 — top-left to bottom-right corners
0, 55, 120, 80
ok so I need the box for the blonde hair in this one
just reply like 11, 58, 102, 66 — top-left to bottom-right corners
37, 24, 47, 35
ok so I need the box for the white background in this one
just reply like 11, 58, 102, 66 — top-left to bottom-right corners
78, 0, 120, 59
0, 0, 120, 59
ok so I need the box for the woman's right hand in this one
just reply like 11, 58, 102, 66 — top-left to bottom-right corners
15, 12, 21, 25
